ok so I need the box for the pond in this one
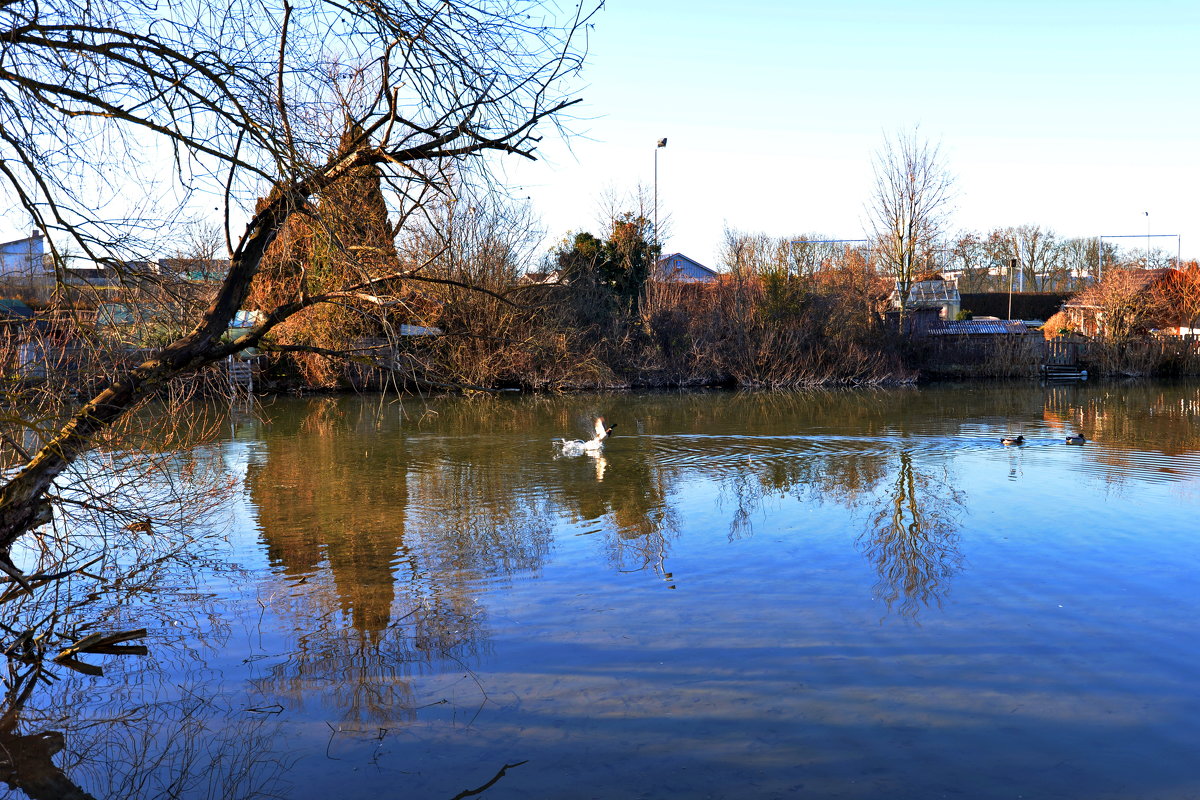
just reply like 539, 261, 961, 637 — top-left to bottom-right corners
5, 382, 1200, 799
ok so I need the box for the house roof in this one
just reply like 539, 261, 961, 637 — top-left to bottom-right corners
1063, 268, 1177, 308
521, 269, 565, 285
654, 253, 718, 281
0, 231, 42, 251
927, 319, 1030, 336
0, 298, 34, 320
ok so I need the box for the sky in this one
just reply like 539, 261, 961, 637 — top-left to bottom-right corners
3, 0, 1196, 268
504, 0, 1200, 267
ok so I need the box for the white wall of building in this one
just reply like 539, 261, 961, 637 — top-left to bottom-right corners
0, 231, 47, 277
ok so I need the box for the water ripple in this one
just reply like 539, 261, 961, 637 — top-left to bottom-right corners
638, 433, 1200, 485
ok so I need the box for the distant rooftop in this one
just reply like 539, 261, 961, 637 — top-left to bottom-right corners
927, 319, 1030, 336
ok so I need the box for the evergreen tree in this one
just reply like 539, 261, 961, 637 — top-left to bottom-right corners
554, 213, 659, 312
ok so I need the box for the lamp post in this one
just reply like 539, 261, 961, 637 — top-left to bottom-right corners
1008, 258, 1016, 320
1145, 211, 1150, 268
654, 138, 667, 253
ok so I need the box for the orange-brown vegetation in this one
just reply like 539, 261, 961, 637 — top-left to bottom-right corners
641, 257, 908, 387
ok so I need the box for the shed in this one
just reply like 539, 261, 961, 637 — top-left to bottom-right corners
1061, 268, 1186, 338
158, 258, 230, 281
890, 273, 960, 320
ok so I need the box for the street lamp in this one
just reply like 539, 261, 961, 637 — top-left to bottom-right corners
1145, 211, 1150, 268
1008, 258, 1016, 320
654, 137, 667, 253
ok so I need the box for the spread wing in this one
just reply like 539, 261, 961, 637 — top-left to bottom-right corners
593, 418, 606, 439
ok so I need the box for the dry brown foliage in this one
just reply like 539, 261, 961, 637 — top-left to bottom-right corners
641, 261, 909, 387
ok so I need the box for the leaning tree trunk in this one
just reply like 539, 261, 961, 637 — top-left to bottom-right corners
0, 185, 299, 562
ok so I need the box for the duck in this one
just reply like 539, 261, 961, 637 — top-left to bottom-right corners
1065, 433, 1086, 445
559, 418, 615, 456
1000, 435, 1024, 446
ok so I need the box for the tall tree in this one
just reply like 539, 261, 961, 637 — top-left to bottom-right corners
599, 211, 658, 308
987, 225, 1064, 292
554, 210, 658, 312
947, 231, 998, 292
867, 129, 955, 321
0, 0, 595, 568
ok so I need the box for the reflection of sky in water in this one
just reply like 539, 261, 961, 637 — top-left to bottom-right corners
10, 385, 1200, 799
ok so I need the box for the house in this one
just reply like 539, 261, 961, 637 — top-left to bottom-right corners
889, 272, 960, 320
1061, 268, 1187, 338
653, 253, 718, 283
0, 231, 50, 278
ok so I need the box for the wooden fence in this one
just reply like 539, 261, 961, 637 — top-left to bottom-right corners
920, 333, 1200, 378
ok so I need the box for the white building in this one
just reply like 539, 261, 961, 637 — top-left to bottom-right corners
0, 230, 50, 277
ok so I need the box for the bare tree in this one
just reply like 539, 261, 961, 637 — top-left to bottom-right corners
947, 231, 999, 292
718, 227, 772, 281
782, 234, 844, 279
0, 1, 595, 570
718, 228, 845, 281
985, 224, 1066, 292
867, 129, 955, 321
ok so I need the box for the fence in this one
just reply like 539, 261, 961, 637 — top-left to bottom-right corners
920, 333, 1200, 378
916, 334, 1045, 377
1042, 339, 1079, 366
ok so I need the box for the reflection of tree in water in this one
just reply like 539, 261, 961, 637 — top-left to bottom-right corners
722, 450, 892, 540
1043, 382, 1200, 489
714, 441, 963, 619
0, 660, 287, 800
859, 451, 965, 620
554, 450, 678, 578
245, 398, 552, 723
0, 535, 286, 800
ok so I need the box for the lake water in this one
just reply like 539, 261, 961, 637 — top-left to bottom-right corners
6, 382, 1200, 799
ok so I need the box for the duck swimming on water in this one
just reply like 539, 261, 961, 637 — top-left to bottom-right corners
1000, 435, 1024, 446
559, 418, 615, 456
1065, 433, 1086, 445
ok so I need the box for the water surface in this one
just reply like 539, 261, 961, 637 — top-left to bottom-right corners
8, 382, 1200, 799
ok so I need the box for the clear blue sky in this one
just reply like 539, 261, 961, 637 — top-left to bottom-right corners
3, 1, 1195, 268
507, 0, 1200, 266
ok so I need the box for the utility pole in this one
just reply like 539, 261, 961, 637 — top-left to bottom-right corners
654, 138, 667, 253
1008, 258, 1016, 320
1145, 211, 1150, 268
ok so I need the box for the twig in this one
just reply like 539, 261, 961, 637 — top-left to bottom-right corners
449, 761, 529, 800
0, 560, 32, 595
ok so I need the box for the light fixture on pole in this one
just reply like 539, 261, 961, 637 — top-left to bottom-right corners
654, 138, 667, 253
1145, 211, 1150, 269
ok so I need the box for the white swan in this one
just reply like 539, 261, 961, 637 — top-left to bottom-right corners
559, 418, 614, 456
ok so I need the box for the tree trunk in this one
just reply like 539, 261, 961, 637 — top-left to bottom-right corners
0, 185, 298, 559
